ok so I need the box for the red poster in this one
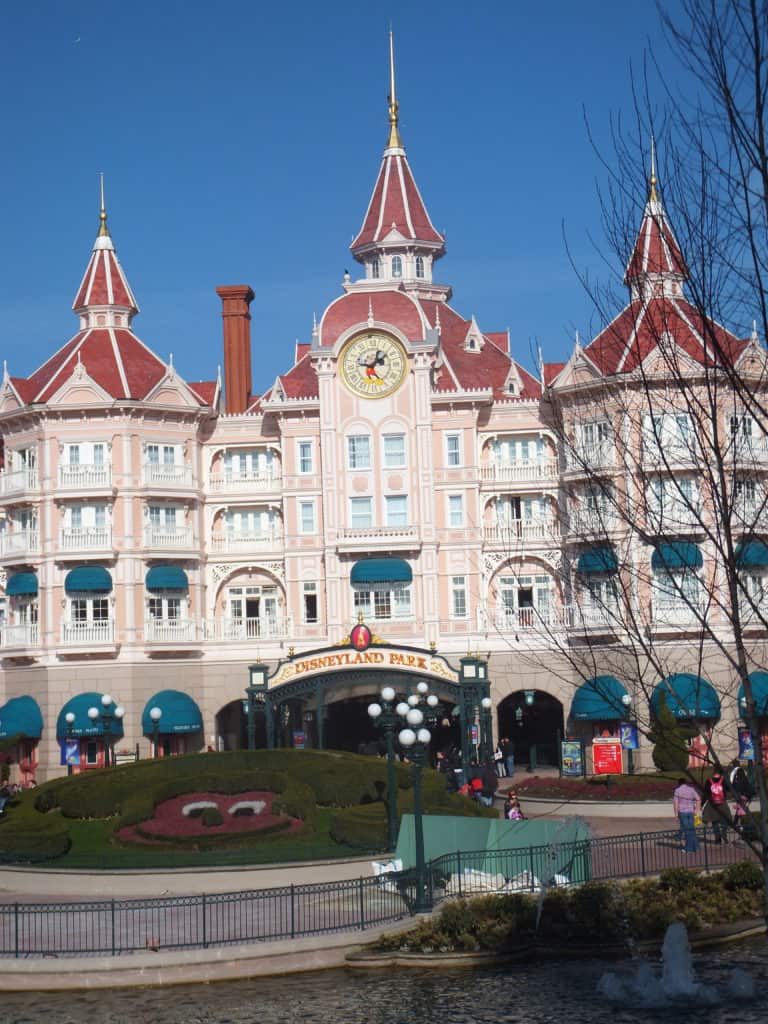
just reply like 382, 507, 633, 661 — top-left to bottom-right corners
592, 739, 623, 775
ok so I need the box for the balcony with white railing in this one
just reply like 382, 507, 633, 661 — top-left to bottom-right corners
208, 471, 283, 494
650, 597, 706, 628
59, 526, 112, 554
0, 622, 40, 652
730, 436, 768, 465
566, 604, 621, 632
479, 606, 568, 634
142, 463, 194, 489
144, 618, 199, 645
568, 508, 618, 536
143, 525, 196, 551
643, 439, 698, 467
59, 619, 116, 648
479, 459, 558, 486
0, 529, 40, 561
0, 467, 38, 500
645, 506, 701, 535
482, 520, 554, 546
202, 617, 292, 642
58, 463, 112, 490
336, 525, 420, 552
209, 531, 283, 555
737, 598, 768, 628
565, 443, 615, 473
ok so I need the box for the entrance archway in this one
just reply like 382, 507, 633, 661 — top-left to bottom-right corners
215, 699, 266, 751
497, 691, 564, 767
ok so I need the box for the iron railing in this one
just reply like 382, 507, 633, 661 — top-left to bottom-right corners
0, 827, 759, 958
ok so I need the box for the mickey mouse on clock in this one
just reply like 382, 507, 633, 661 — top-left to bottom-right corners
340, 330, 407, 399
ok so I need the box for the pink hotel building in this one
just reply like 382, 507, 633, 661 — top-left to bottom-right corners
0, 63, 763, 783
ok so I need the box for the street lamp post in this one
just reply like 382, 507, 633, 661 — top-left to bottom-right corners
367, 685, 402, 851
64, 712, 76, 777
246, 663, 269, 751
87, 695, 125, 768
398, 706, 432, 914
149, 706, 162, 759
480, 696, 493, 764
621, 693, 635, 775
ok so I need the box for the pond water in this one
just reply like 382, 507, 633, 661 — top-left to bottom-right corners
5, 941, 768, 1024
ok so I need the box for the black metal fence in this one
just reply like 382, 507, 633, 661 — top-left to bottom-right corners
0, 827, 759, 958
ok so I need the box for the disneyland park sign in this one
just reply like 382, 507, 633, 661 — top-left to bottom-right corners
270, 646, 459, 687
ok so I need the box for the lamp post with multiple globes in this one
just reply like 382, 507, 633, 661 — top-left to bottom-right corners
87, 694, 125, 768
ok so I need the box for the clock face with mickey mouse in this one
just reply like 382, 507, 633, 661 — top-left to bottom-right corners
340, 330, 407, 399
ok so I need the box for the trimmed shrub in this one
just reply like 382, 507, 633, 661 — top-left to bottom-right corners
200, 807, 223, 827
722, 859, 763, 891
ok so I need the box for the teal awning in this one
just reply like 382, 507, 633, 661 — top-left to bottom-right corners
0, 696, 43, 739
351, 558, 412, 585
651, 674, 721, 719
6, 572, 38, 596
145, 566, 189, 591
56, 692, 125, 739
571, 676, 629, 720
651, 542, 703, 571
736, 541, 768, 568
141, 690, 203, 734
738, 671, 768, 716
577, 547, 618, 574
64, 566, 112, 593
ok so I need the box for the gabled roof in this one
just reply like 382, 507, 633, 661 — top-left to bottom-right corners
270, 349, 319, 401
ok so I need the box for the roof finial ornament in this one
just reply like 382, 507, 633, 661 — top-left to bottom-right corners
367, 296, 375, 327
435, 305, 442, 333
752, 319, 760, 344
2, 360, 7, 383
649, 136, 658, 204
386, 28, 403, 150
98, 172, 110, 237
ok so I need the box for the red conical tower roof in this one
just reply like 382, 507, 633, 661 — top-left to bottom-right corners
624, 142, 687, 299
72, 177, 139, 318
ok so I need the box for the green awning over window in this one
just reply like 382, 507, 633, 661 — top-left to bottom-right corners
736, 541, 768, 568
737, 671, 768, 716
0, 696, 43, 739
6, 572, 38, 596
64, 566, 113, 593
570, 676, 629, 720
651, 542, 703, 571
651, 674, 720, 719
141, 690, 203, 734
56, 692, 125, 739
577, 547, 618, 574
145, 566, 189, 591
351, 559, 412, 585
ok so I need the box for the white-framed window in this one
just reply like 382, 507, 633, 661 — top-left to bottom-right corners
350, 497, 373, 529
64, 504, 108, 529
445, 433, 462, 467
451, 576, 468, 618
299, 500, 316, 534
297, 440, 313, 475
493, 437, 545, 464
347, 435, 372, 470
303, 581, 319, 624
579, 420, 611, 449
497, 574, 552, 623
223, 448, 274, 480
391, 255, 403, 278
68, 595, 110, 623
353, 583, 412, 621
371, 258, 380, 279
652, 568, 701, 608
647, 476, 696, 529
730, 414, 754, 439
225, 509, 275, 537
448, 494, 464, 527
63, 442, 106, 466
147, 594, 183, 620
383, 433, 406, 468
582, 576, 617, 610
385, 495, 408, 527
148, 505, 179, 529
146, 444, 178, 466
227, 585, 278, 623
415, 255, 425, 279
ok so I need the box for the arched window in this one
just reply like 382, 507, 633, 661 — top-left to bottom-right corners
391, 255, 403, 278
415, 255, 425, 279
371, 258, 380, 279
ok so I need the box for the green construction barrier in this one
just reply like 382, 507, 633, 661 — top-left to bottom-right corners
394, 814, 592, 885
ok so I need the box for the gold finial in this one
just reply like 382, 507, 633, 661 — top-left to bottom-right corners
98, 173, 110, 237
387, 29, 403, 150
357, 610, 365, 624
649, 136, 658, 203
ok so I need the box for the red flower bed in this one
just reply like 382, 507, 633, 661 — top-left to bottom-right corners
116, 790, 302, 845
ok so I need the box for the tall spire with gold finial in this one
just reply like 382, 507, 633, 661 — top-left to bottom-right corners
649, 135, 658, 204
98, 172, 110, 237
386, 29, 402, 151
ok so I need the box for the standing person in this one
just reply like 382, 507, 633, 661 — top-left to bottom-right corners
500, 736, 515, 778
673, 777, 701, 853
702, 767, 731, 844
493, 743, 505, 778
480, 761, 497, 807
727, 758, 753, 800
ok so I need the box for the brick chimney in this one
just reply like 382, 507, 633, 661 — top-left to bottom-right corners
216, 285, 255, 414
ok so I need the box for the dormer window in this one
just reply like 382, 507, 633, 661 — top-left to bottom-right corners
372, 258, 380, 279
391, 255, 403, 278
468, 337, 477, 351
507, 379, 517, 395
415, 256, 425, 279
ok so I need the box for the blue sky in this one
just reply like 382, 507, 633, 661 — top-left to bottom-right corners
0, 2, 682, 390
